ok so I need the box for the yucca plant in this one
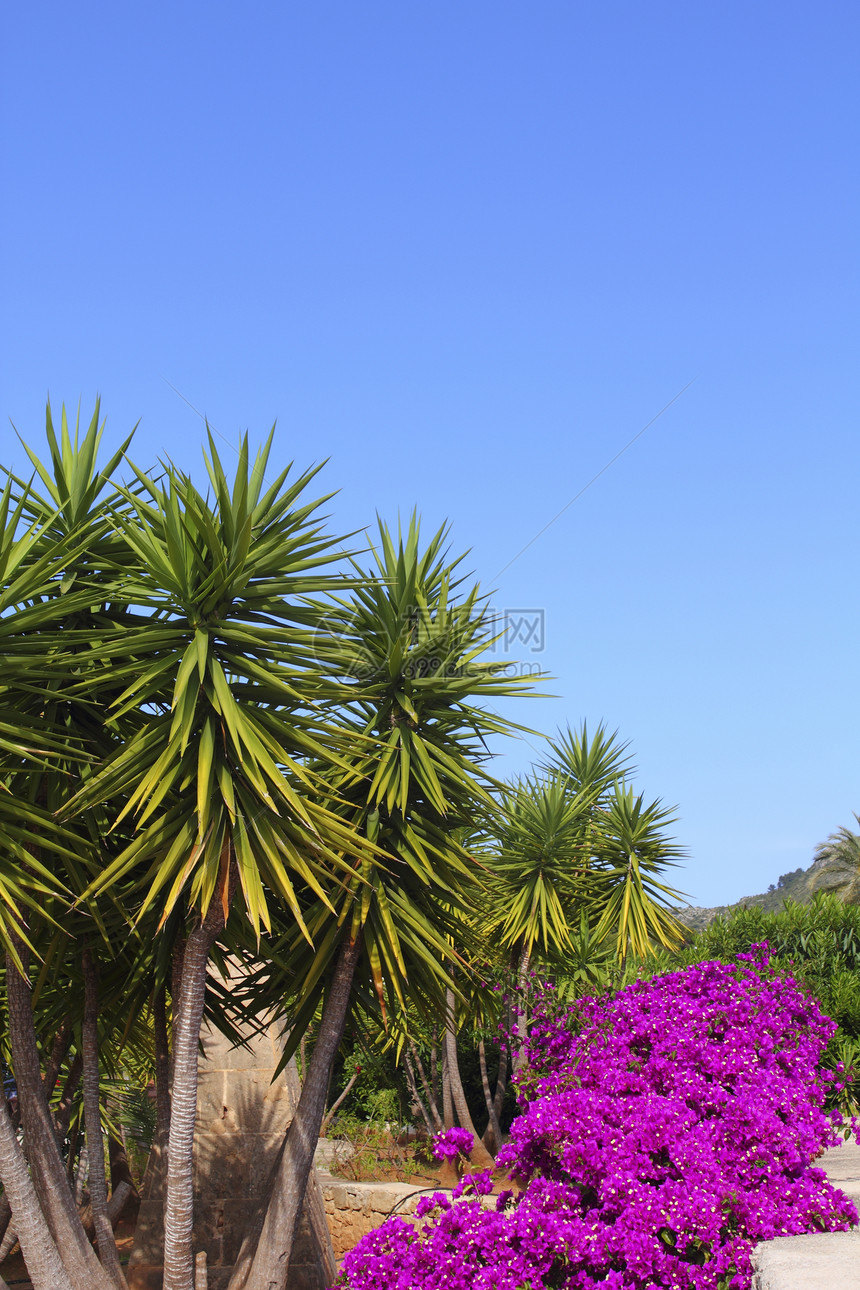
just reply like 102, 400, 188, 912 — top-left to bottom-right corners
0, 403, 148, 1290
232, 515, 539, 1290
58, 431, 381, 1290
483, 723, 686, 1077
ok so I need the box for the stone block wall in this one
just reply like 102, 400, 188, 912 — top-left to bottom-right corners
318, 1175, 450, 1261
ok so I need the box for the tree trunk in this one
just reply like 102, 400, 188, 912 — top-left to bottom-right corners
169, 932, 186, 1087
511, 943, 531, 1077
441, 1041, 454, 1129
42, 1020, 73, 1099
443, 989, 495, 1170
0, 1193, 11, 1248
0, 1094, 74, 1290
231, 932, 361, 1290
408, 1040, 442, 1130
148, 980, 172, 1203
74, 1146, 89, 1205
402, 1055, 435, 1135
153, 982, 172, 1154
430, 1037, 439, 1110
56, 1053, 83, 1142
81, 1182, 133, 1241
482, 1040, 508, 1150
109, 1130, 138, 1200
162, 898, 226, 1290
82, 948, 127, 1289
320, 1071, 359, 1136
6, 937, 115, 1290
478, 1039, 504, 1152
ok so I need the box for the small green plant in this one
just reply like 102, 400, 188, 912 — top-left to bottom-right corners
326, 1112, 431, 1182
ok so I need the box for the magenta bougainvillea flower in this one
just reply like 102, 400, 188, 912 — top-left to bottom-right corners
432, 1126, 475, 1161
338, 948, 857, 1289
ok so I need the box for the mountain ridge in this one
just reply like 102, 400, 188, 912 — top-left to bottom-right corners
676, 850, 860, 934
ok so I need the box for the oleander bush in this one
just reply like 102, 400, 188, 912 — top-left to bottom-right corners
337, 948, 857, 1290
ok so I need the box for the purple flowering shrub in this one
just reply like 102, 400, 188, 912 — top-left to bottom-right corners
432, 1127, 475, 1161
337, 949, 857, 1289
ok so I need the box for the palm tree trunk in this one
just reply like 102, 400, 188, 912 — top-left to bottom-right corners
169, 933, 186, 1088
320, 1071, 359, 1136
149, 979, 172, 1201
408, 1040, 442, 1130
42, 1019, 72, 1099
511, 943, 531, 1076
443, 988, 494, 1169
153, 982, 172, 1154
478, 1039, 503, 1152
109, 1131, 138, 1214
231, 932, 361, 1290
430, 1037, 440, 1110
6, 937, 115, 1290
0, 1197, 10, 1249
402, 1055, 435, 1134
74, 1147, 89, 1205
82, 948, 127, 1289
482, 1039, 508, 1149
441, 1041, 454, 1129
162, 898, 226, 1290
0, 1094, 74, 1290
492, 1040, 508, 1121
56, 1053, 83, 1141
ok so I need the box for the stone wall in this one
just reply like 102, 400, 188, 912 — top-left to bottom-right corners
751, 1136, 860, 1290
318, 1174, 450, 1261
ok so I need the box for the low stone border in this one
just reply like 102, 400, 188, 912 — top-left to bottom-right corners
752, 1136, 860, 1289
316, 1171, 451, 1261
319, 1137, 860, 1284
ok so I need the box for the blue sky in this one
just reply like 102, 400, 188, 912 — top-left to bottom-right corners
2, 2, 858, 906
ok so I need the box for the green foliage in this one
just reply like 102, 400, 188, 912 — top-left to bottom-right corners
485, 723, 687, 967
681, 895, 860, 1115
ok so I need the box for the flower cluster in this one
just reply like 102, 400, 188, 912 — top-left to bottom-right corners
338, 950, 857, 1289
432, 1126, 475, 1161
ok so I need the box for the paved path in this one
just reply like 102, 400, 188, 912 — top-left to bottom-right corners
752, 1136, 860, 1289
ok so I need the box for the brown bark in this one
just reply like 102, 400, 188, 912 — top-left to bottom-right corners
0, 1094, 74, 1290
320, 1070, 359, 1136
444, 988, 495, 1170
231, 932, 361, 1290
42, 1020, 73, 1100
430, 1037, 439, 1109
153, 981, 172, 1156
482, 1039, 508, 1150
441, 1040, 454, 1129
162, 896, 227, 1290
511, 943, 531, 1076
402, 1054, 435, 1135
478, 1039, 503, 1153
109, 1130, 137, 1198
169, 932, 186, 1087
493, 1040, 508, 1120
55, 1053, 83, 1141
6, 935, 115, 1290
81, 1181, 133, 1240
82, 947, 127, 1288
408, 1039, 443, 1130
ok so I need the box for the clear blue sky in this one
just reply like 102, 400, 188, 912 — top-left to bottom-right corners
2, 2, 858, 906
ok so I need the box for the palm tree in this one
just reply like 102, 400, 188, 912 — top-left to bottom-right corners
232, 515, 538, 1290
588, 784, 687, 963
485, 723, 686, 1072
813, 815, 860, 883
0, 403, 141, 1290
61, 431, 374, 1290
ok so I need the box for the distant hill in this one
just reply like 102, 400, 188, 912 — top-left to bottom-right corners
676, 850, 860, 934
